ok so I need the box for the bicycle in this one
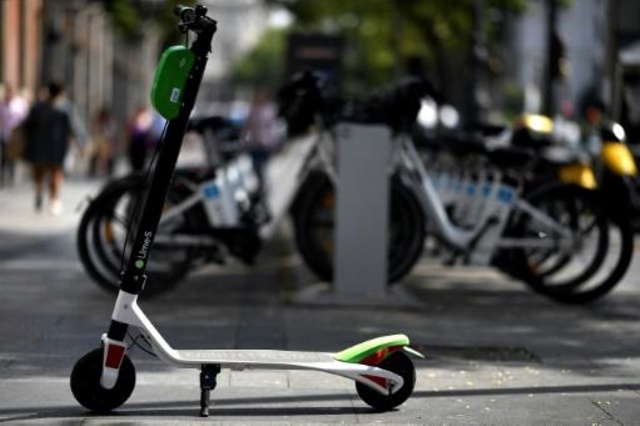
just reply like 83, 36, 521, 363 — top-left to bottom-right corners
292, 87, 633, 304
77, 117, 268, 296
77, 71, 427, 295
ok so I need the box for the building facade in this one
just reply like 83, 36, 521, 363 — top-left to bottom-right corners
40, 0, 115, 126
500, 0, 640, 119
0, 0, 42, 101
502, 0, 608, 117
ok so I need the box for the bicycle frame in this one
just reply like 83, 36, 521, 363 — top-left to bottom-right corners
394, 134, 576, 265
150, 112, 340, 245
397, 137, 487, 250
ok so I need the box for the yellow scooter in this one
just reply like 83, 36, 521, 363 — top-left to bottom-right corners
513, 113, 639, 227
509, 113, 636, 304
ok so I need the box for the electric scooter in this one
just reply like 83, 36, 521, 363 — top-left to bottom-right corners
70, 4, 420, 417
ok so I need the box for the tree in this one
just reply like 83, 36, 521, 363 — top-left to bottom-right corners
265, 0, 529, 94
230, 28, 287, 90
99, 0, 196, 47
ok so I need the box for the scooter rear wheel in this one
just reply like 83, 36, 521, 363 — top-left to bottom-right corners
356, 350, 415, 411
70, 348, 136, 413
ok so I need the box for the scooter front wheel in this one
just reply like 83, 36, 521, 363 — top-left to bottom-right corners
356, 350, 415, 411
70, 348, 136, 413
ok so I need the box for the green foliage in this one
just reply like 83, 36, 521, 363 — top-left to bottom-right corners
266, 0, 529, 89
100, 0, 139, 37
230, 29, 287, 90
100, 0, 196, 42
156, 0, 198, 48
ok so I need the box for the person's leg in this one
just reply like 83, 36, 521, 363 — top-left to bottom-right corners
49, 165, 64, 215
6, 158, 14, 186
1, 140, 16, 187
88, 153, 97, 177
0, 141, 7, 188
32, 164, 45, 211
106, 156, 115, 177
251, 149, 268, 195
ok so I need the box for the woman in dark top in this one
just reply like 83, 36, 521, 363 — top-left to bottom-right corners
23, 82, 86, 214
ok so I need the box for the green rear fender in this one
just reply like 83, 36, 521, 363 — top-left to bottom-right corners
334, 334, 421, 364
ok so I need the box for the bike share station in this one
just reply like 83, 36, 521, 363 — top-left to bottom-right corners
70, 5, 420, 417
293, 123, 419, 307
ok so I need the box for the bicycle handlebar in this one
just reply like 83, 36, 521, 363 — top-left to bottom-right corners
174, 4, 217, 34
342, 77, 428, 129
277, 72, 431, 133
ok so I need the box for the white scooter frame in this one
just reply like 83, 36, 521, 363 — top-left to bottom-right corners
70, 4, 420, 417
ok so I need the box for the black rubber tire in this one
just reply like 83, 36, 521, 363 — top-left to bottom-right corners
531, 213, 634, 304
356, 350, 416, 411
76, 174, 194, 296
292, 172, 425, 284
508, 182, 634, 304
70, 348, 136, 413
518, 183, 608, 288
76, 178, 132, 292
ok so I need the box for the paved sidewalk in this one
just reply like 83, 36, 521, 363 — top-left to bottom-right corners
0, 178, 639, 424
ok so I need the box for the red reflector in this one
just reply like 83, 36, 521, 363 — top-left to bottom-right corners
363, 374, 388, 389
361, 346, 402, 366
105, 344, 126, 369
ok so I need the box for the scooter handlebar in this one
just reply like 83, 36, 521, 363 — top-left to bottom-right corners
174, 5, 195, 19
174, 4, 216, 34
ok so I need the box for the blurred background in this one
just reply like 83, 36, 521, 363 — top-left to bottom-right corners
1, 0, 640, 175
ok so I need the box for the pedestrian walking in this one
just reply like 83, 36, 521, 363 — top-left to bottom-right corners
88, 107, 118, 177
0, 83, 28, 187
126, 105, 154, 173
22, 81, 87, 215
243, 89, 283, 194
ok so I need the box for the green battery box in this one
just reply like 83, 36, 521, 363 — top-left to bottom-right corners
150, 46, 195, 120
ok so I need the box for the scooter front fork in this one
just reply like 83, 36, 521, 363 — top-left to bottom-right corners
100, 334, 128, 389
99, 290, 144, 388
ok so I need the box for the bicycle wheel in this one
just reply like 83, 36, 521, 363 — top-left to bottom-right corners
77, 177, 137, 292
292, 172, 425, 284
556, 213, 633, 304
507, 182, 634, 304
77, 174, 196, 296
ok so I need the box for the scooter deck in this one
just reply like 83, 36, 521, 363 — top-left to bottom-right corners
166, 348, 401, 392
167, 334, 412, 370
175, 349, 335, 367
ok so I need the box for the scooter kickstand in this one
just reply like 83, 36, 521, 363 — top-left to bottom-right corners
199, 364, 221, 417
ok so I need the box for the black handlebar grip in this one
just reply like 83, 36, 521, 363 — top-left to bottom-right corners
195, 4, 208, 16
174, 5, 195, 20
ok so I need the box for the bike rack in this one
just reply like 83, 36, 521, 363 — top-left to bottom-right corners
295, 124, 416, 307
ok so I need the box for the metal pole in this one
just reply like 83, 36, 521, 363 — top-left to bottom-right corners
542, 0, 558, 116
467, 0, 486, 126
607, 0, 620, 120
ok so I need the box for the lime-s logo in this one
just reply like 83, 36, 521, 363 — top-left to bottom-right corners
136, 231, 153, 265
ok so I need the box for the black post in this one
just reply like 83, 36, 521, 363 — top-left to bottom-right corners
466, 0, 486, 127
542, 0, 558, 116
607, 0, 620, 121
